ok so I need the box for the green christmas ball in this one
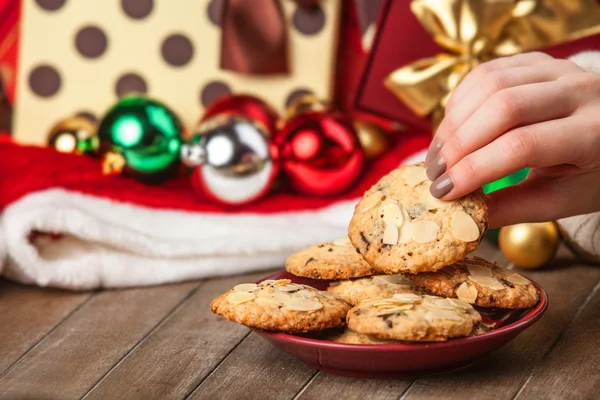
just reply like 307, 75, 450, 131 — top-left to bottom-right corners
98, 95, 184, 183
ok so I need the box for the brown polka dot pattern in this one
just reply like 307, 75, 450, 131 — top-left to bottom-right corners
200, 81, 231, 107
121, 0, 154, 20
207, 0, 225, 26
35, 0, 66, 11
75, 26, 108, 59
292, 5, 325, 36
285, 88, 314, 108
161, 34, 194, 67
115, 73, 148, 97
29, 65, 61, 97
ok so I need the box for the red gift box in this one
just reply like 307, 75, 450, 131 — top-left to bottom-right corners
355, 0, 600, 133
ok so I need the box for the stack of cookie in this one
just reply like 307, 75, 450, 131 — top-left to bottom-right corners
210, 163, 540, 344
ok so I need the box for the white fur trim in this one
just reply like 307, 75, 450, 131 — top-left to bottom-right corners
568, 51, 600, 74
0, 150, 428, 290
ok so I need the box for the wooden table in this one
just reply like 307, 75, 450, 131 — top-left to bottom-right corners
0, 241, 599, 400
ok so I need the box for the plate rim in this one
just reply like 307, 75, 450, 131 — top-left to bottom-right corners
253, 270, 548, 351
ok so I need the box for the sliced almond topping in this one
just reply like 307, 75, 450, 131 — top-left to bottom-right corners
373, 274, 412, 285
328, 281, 342, 287
383, 223, 399, 245
425, 309, 462, 321
410, 221, 440, 243
456, 282, 478, 303
227, 291, 256, 304
254, 296, 280, 307
284, 298, 323, 311
233, 283, 259, 293
468, 275, 505, 290
391, 293, 421, 303
398, 222, 413, 244
399, 165, 428, 186
376, 304, 413, 314
269, 292, 292, 302
447, 298, 471, 310
506, 273, 531, 285
419, 188, 453, 210
451, 211, 480, 242
278, 283, 305, 292
467, 264, 493, 277
433, 298, 457, 310
332, 237, 352, 247
360, 191, 384, 211
380, 202, 405, 227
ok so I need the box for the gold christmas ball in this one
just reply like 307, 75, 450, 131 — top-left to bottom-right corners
47, 115, 98, 156
498, 222, 560, 269
354, 120, 391, 159
285, 94, 330, 118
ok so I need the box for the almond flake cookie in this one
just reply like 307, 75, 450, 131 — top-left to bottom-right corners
285, 237, 379, 280
210, 279, 350, 333
347, 293, 481, 342
348, 162, 488, 274
408, 256, 539, 309
327, 273, 420, 306
319, 327, 401, 345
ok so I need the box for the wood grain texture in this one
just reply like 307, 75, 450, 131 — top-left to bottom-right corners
83, 270, 275, 400
515, 280, 600, 400
298, 373, 412, 400
0, 281, 91, 375
400, 261, 600, 400
189, 333, 316, 400
0, 281, 199, 399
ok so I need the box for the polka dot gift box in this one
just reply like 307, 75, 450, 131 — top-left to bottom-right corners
12, 0, 342, 145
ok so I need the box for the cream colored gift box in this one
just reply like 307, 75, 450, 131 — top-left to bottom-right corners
13, 0, 341, 145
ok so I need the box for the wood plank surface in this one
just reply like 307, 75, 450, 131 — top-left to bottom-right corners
83, 270, 275, 400
189, 333, 316, 400
400, 261, 600, 400
0, 281, 199, 399
0, 280, 91, 376
515, 280, 600, 400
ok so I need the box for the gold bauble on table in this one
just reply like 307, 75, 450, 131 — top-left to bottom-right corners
47, 115, 99, 156
354, 120, 391, 159
285, 94, 330, 118
498, 222, 560, 269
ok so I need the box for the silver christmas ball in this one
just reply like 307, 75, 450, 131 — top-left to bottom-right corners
188, 116, 279, 206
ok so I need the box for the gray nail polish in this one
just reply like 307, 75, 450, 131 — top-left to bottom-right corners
430, 174, 453, 198
425, 138, 442, 165
426, 154, 447, 181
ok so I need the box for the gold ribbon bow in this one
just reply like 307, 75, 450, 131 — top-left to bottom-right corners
385, 0, 600, 131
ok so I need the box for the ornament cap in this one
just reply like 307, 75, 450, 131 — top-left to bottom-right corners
102, 151, 126, 176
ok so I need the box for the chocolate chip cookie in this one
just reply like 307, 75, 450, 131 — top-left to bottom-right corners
327, 273, 419, 306
285, 237, 379, 280
409, 256, 539, 309
348, 163, 488, 274
347, 293, 481, 341
210, 279, 350, 333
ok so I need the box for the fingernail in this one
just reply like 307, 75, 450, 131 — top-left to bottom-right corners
425, 138, 442, 165
430, 173, 453, 198
426, 154, 447, 181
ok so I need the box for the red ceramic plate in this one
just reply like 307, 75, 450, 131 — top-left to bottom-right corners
252, 271, 548, 379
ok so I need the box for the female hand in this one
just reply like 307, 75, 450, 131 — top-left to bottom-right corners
425, 52, 600, 228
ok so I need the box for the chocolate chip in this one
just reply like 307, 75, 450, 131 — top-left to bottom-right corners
318, 244, 324, 248
115, 73, 148, 97
292, 4, 325, 36
355, 248, 360, 254
121, 0, 153, 19
488, 295, 494, 302
430, 209, 438, 214
407, 252, 413, 256
28, 65, 61, 97
35, 0, 66, 11
75, 26, 108, 59
381, 195, 387, 201
200, 81, 231, 107
386, 320, 393, 328
161, 34, 194, 67
207, 0, 225, 26
304, 257, 316, 266
328, 248, 333, 252
285, 88, 313, 109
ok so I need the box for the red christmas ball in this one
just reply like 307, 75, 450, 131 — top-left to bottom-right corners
276, 112, 365, 197
201, 95, 280, 137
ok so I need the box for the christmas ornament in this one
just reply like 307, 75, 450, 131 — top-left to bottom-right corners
499, 222, 560, 269
97, 95, 184, 184
354, 120, 391, 159
277, 112, 365, 196
286, 94, 330, 118
201, 95, 280, 137
47, 115, 98, 156
182, 115, 279, 207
